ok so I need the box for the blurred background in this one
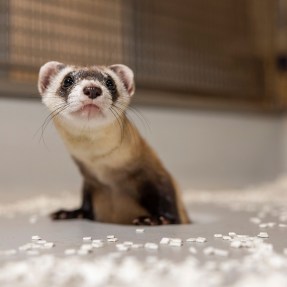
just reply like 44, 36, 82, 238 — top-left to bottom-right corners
1, 0, 287, 201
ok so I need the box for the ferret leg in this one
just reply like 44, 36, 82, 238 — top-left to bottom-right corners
133, 179, 180, 225
50, 182, 95, 220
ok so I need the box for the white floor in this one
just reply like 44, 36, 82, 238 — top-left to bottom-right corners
1, 99, 287, 286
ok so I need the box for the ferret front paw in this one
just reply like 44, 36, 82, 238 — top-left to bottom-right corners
132, 215, 171, 226
50, 209, 85, 220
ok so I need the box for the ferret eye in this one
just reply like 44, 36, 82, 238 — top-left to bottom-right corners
105, 78, 116, 93
63, 76, 74, 88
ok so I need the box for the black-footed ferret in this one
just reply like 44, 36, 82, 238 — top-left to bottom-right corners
38, 61, 190, 225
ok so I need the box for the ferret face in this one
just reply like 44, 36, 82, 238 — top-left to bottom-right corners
38, 62, 135, 128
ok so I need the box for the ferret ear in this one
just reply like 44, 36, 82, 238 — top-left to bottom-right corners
38, 61, 65, 95
109, 64, 135, 96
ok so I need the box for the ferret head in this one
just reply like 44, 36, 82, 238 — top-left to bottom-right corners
38, 61, 135, 128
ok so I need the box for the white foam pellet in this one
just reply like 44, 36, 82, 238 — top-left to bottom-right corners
203, 247, 215, 255
92, 239, 103, 244
186, 238, 196, 242
230, 240, 242, 248
92, 242, 104, 248
37, 240, 47, 244
214, 234, 223, 238
44, 242, 55, 249
284, 248, 287, 255
107, 235, 115, 239
83, 237, 92, 241
123, 241, 133, 246
136, 229, 145, 233
29, 216, 38, 224
64, 249, 76, 255
31, 235, 41, 241
116, 244, 130, 251
189, 247, 197, 254
257, 232, 269, 238
279, 223, 287, 228
169, 240, 183, 247
222, 236, 232, 241
267, 222, 276, 228
259, 223, 268, 228
196, 237, 207, 243
80, 244, 93, 251
19, 244, 32, 251
250, 217, 261, 224
160, 237, 170, 245
77, 249, 91, 255
144, 243, 159, 250
214, 248, 229, 257
107, 238, 118, 242
228, 232, 236, 237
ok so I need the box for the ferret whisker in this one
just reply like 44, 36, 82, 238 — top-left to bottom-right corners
38, 103, 71, 146
111, 104, 137, 145
109, 105, 125, 144
116, 100, 151, 134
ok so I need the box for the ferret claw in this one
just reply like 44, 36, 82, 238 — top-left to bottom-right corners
132, 215, 171, 226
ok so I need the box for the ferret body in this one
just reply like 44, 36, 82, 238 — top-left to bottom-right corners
38, 61, 190, 225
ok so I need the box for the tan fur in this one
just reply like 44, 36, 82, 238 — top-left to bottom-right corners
54, 116, 190, 224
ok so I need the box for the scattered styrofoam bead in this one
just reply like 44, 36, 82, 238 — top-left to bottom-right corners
257, 232, 269, 238
135, 229, 145, 233
83, 237, 92, 241
237, 235, 248, 238
214, 234, 223, 238
186, 238, 196, 242
144, 243, 159, 250
267, 222, 276, 228
259, 223, 268, 228
80, 244, 93, 251
92, 239, 103, 244
107, 238, 118, 243
123, 241, 133, 246
160, 237, 170, 245
169, 240, 183, 247
77, 249, 91, 255
116, 244, 130, 251
64, 249, 76, 255
107, 235, 115, 239
31, 235, 41, 241
37, 240, 47, 245
284, 248, 287, 255
29, 216, 38, 224
228, 232, 236, 237
222, 236, 232, 241
250, 217, 261, 224
214, 248, 229, 257
279, 223, 287, 228
92, 242, 104, 248
230, 240, 242, 248
203, 247, 215, 255
19, 244, 32, 251
196, 237, 207, 243
43, 242, 55, 249
189, 247, 197, 254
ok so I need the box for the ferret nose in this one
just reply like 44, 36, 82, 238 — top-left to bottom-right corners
83, 86, 102, 99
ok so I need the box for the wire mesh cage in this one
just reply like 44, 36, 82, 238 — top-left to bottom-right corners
0, 0, 285, 110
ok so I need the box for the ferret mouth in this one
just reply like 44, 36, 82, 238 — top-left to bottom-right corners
72, 103, 102, 118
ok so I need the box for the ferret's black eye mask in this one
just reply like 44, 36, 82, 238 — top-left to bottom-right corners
105, 76, 117, 95
62, 75, 74, 88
